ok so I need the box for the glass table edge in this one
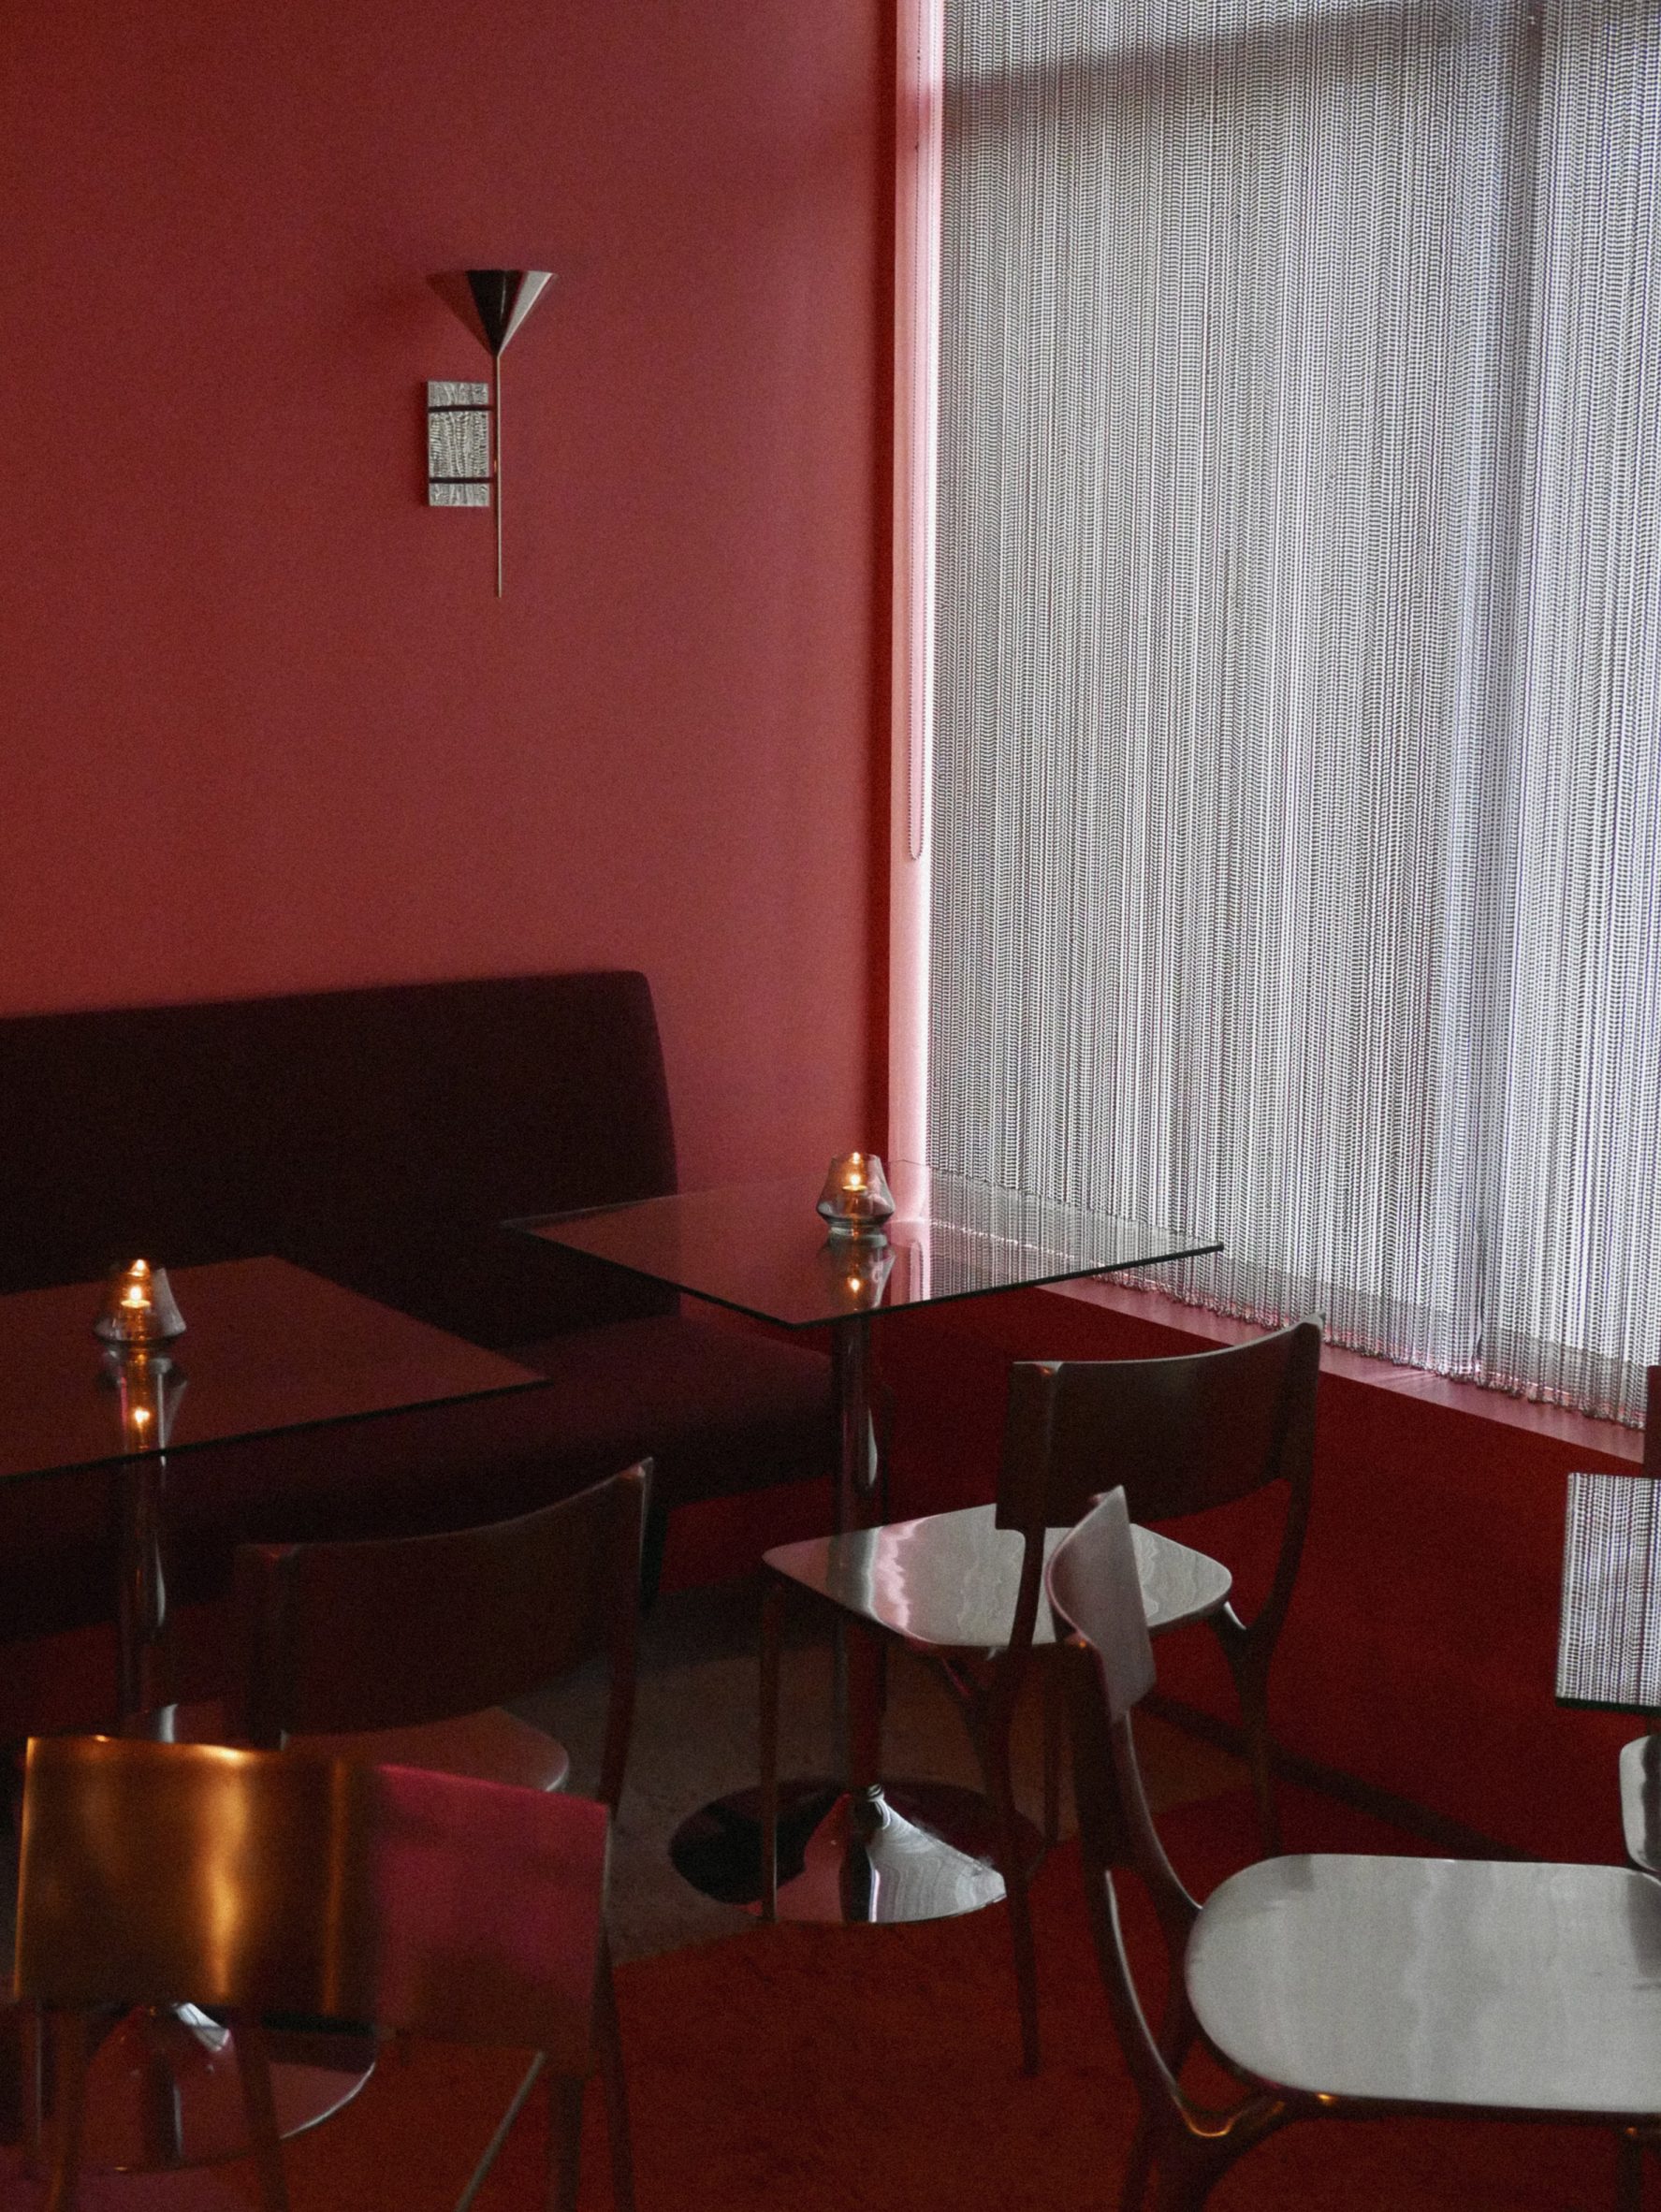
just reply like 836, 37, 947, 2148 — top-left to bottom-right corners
0, 1367, 554, 1492
506, 1208, 1221, 1333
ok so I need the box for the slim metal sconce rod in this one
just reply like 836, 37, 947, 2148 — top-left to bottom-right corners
429, 269, 552, 600
493, 352, 504, 600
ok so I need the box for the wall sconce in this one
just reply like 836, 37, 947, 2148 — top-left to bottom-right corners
429, 269, 554, 598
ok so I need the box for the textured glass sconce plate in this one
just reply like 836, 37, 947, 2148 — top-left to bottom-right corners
428, 380, 491, 507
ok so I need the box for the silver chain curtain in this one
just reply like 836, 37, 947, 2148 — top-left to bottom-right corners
928, 0, 1661, 1420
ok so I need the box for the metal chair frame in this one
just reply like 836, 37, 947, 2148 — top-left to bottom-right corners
16, 1736, 628, 2212
760, 1323, 1319, 2073
1049, 1489, 1661, 2212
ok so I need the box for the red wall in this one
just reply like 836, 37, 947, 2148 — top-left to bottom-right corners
1, 1, 888, 1179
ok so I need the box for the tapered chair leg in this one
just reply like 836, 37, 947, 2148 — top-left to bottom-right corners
1236, 1673, 1279, 1855
230, 2015, 289, 2212
596, 1939, 635, 2212
1216, 1626, 1280, 1854
1120, 2118, 1155, 2212
44, 2011, 88, 2212
1617, 2128, 1645, 2212
1042, 1658, 1065, 1846
966, 1699, 1040, 2074
1149, 2157, 1218, 2212
546, 2072, 585, 2212
759, 1577, 786, 1919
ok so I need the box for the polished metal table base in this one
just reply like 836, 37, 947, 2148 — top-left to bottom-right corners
669, 1778, 1043, 1924
72, 2005, 372, 2172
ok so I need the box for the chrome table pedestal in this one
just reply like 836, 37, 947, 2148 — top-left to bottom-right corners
61, 2010, 372, 2175
519, 1165, 1220, 1927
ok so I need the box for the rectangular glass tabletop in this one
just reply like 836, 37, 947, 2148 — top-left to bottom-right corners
0, 1256, 547, 1488
513, 1160, 1218, 1330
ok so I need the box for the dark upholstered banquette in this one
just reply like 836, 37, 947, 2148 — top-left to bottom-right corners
0, 971, 834, 1686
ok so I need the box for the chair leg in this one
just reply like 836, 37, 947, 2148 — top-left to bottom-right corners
966, 1698, 1040, 2075
1217, 1626, 1280, 1855
596, 1936, 634, 2212
1148, 2156, 1219, 2212
637, 1498, 670, 1611
1120, 2117, 1155, 2212
1617, 2127, 1645, 2212
229, 2014, 289, 2212
1237, 1674, 1279, 1855
546, 2072, 585, 2212
43, 2011, 88, 2212
1042, 1656, 1064, 1847
759, 1577, 786, 1920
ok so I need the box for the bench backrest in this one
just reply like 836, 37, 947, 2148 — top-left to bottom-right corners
0, 969, 678, 1343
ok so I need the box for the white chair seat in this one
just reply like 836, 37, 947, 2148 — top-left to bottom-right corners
1620, 1732, 1661, 1872
1187, 1852, 1661, 2115
765, 1502, 1231, 1652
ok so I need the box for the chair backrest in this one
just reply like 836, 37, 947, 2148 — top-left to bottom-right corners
14, 1735, 608, 2072
233, 1463, 646, 1798
1043, 1487, 1155, 1723
1645, 1366, 1660, 1478
998, 1319, 1321, 1536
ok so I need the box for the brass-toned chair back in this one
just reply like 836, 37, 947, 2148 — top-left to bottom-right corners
997, 1319, 1320, 1535
15, 1736, 609, 2074
233, 1463, 647, 1786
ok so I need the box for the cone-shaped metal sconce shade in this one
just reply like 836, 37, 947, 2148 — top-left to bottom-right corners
430, 269, 554, 357
429, 270, 554, 598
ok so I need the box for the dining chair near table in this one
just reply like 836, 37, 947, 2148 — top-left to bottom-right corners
227, 1461, 646, 1812
15, 1734, 624, 2212
1048, 1488, 1661, 2212
215, 1462, 647, 2201
758, 1322, 1319, 2074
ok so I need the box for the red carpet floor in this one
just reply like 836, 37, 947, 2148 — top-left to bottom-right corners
0, 1783, 1635, 2210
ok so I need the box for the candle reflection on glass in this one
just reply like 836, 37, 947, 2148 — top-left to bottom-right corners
814, 1233, 896, 1313
109, 1346, 185, 1454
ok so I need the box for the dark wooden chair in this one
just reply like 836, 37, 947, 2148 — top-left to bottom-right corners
15, 1734, 628, 2212
228, 1462, 647, 1821
1047, 1488, 1661, 2212
758, 1324, 1316, 2071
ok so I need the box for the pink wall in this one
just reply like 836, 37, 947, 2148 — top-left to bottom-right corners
1, 1, 888, 1179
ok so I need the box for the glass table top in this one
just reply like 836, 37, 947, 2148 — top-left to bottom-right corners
0, 1257, 546, 1487
514, 1160, 1218, 1331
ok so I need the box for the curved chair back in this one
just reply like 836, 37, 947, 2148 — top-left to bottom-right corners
16, 1735, 610, 2064
998, 1319, 1320, 1536
233, 1463, 646, 1809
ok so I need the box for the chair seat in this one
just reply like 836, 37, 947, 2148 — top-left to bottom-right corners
507, 1315, 833, 1506
289, 1707, 571, 1793
764, 1502, 1231, 1651
1620, 1732, 1661, 1872
1187, 1853, 1661, 2115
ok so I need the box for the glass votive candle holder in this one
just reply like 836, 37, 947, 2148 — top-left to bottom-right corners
816, 1151, 896, 1239
94, 1259, 187, 1346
